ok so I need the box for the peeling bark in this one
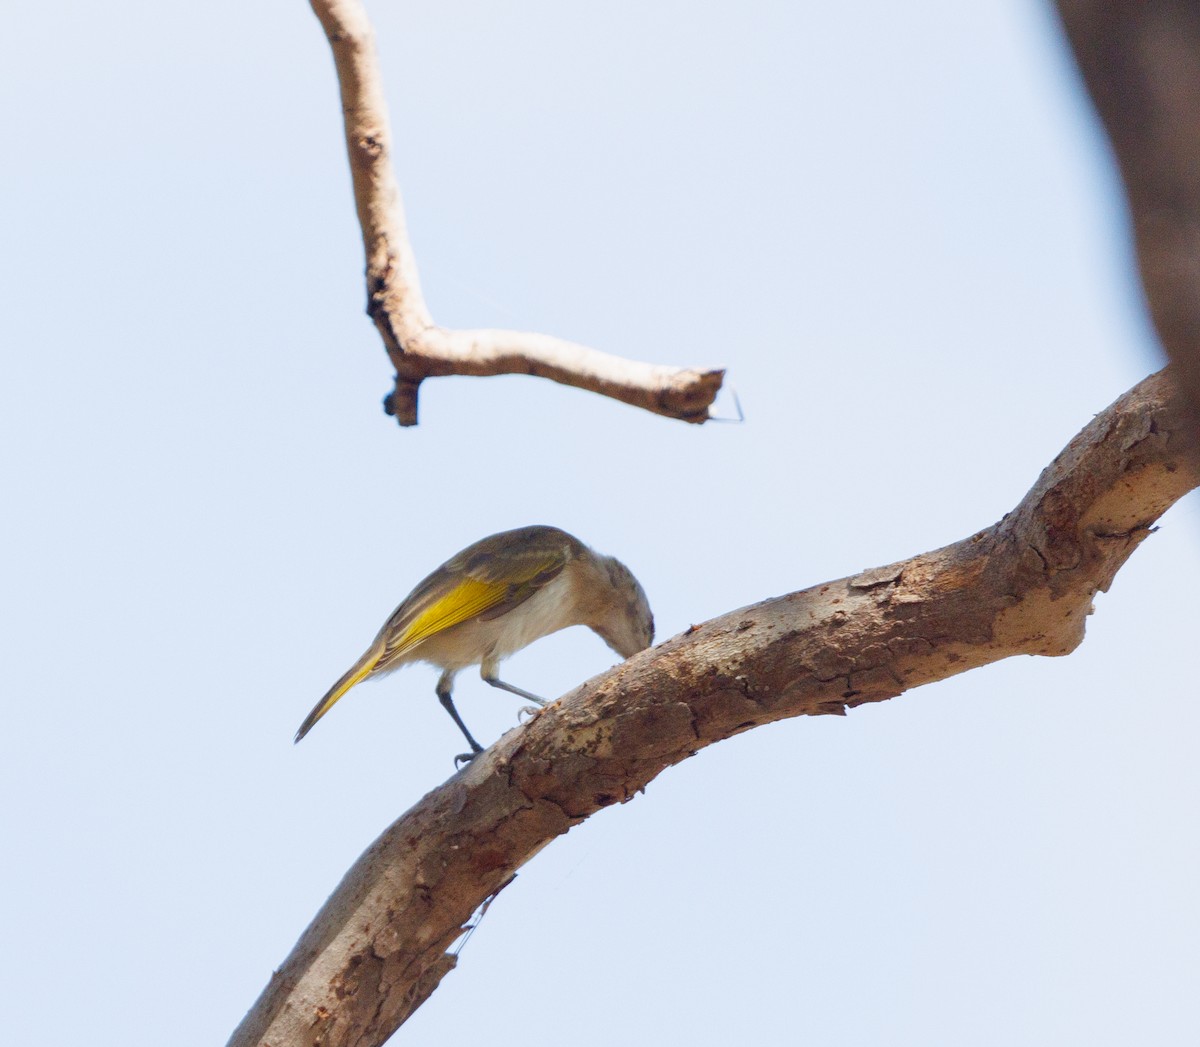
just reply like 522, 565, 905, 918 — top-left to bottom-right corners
226, 371, 1199, 1047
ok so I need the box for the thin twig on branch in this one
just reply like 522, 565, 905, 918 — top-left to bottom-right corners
226, 371, 1198, 1047
1055, 0, 1200, 427
309, 0, 725, 426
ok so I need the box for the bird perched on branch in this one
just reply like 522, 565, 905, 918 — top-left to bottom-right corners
294, 525, 655, 763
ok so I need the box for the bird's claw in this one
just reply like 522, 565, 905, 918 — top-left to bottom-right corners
517, 705, 542, 723
454, 751, 479, 769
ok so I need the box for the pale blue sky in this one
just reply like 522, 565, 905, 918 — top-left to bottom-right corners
3, 2, 1198, 1044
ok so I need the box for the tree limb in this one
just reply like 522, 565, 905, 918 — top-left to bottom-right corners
309, 0, 724, 426
1055, 0, 1200, 426
225, 370, 1199, 1047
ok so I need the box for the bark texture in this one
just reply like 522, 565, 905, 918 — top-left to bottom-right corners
1056, 0, 1200, 426
310, 0, 724, 426
226, 371, 1199, 1047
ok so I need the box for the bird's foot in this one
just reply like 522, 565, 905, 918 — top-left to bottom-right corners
517, 705, 543, 723
454, 751, 479, 769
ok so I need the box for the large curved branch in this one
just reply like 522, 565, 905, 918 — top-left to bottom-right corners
309, 0, 724, 427
226, 371, 1198, 1047
1055, 1, 1200, 427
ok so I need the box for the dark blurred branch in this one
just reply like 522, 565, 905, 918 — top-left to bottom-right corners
1056, 0, 1200, 427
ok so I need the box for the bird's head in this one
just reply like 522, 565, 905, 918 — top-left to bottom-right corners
591, 554, 655, 659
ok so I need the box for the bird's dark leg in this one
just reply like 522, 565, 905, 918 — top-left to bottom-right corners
480, 665, 547, 706
437, 674, 485, 767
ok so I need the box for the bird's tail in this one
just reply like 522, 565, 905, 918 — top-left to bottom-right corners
294, 642, 385, 743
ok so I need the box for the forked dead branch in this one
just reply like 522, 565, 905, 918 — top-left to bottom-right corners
310, 0, 724, 426
227, 371, 1198, 1047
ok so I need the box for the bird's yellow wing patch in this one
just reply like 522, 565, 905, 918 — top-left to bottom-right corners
390, 577, 512, 654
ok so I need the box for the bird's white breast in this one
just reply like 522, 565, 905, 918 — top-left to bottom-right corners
487, 571, 579, 659
405, 570, 581, 672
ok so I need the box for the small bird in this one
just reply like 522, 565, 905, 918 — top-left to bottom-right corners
294, 525, 654, 762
